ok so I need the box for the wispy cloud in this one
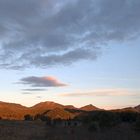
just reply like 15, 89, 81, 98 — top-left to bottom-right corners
18, 76, 67, 87
22, 89, 46, 91
36, 96, 42, 99
60, 89, 140, 97
22, 92, 33, 95
0, 0, 140, 69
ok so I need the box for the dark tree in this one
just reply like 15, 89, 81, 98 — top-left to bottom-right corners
34, 114, 42, 121
134, 116, 140, 132
24, 114, 33, 121
119, 112, 139, 123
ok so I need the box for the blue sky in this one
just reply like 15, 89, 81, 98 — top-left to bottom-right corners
0, 0, 140, 109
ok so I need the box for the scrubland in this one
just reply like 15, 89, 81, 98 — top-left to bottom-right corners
0, 120, 140, 140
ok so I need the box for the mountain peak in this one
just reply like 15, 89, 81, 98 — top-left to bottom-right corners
29, 101, 64, 115
31, 101, 63, 107
134, 104, 140, 112
80, 104, 99, 111
64, 105, 77, 109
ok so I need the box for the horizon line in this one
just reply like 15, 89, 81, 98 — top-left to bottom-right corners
0, 100, 139, 110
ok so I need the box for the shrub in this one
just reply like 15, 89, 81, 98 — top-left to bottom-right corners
24, 114, 33, 121
34, 114, 42, 121
82, 111, 120, 129
88, 121, 100, 132
119, 112, 139, 123
134, 116, 140, 132
97, 112, 119, 128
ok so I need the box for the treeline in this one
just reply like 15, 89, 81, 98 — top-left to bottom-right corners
80, 111, 140, 131
1, 110, 139, 132
24, 114, 51, 122
23, 111, 140, 131
82, 111, 140, 124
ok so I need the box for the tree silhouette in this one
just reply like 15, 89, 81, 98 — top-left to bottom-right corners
24, 114, 33, 121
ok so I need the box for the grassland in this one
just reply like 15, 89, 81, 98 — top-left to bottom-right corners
0, 120, 140, 140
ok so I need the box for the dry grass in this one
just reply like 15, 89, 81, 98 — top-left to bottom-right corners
0, 120, 140, 140
0, 120, 46, 140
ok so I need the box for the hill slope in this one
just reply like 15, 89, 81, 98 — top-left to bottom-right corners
29, 101, 64, 115
134, 105, 140, 112
43, 108, 74, 120
0, 101, 28, 119
0, 101, 139, 120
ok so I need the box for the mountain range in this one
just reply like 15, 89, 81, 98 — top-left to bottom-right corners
0, 101, 139, 120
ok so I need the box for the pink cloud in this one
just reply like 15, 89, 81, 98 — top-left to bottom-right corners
19, 76, 67, 87
60, 88, 140, 97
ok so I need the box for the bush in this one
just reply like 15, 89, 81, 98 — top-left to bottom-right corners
134, 116, 140, 132
34, 114, 42, 121
88, 121, 100, 132
24, 114, 33, 121
97, 112, 119, 128
119, 112, 139, 123
82, 111, 120, 129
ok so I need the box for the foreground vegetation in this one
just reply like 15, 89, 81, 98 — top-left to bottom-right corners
0, 111, 140, 140
0, 120, 140, 140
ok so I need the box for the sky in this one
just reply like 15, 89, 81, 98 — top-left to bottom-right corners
0, 0, 140, 109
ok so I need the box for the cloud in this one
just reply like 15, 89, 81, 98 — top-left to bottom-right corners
36, 96, 42, 99
22, 92, 33, 95
0, 0, 140, 69
19, 76, 67, 87
60, 89, 140, 97
22, 89, 46, 91
30, 48, 98, 67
